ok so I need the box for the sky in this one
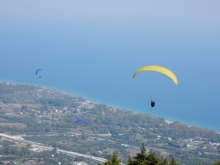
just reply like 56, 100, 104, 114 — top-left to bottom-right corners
0, 1, 220, 132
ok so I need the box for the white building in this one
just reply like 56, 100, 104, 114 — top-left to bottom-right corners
73, 162, 88, 165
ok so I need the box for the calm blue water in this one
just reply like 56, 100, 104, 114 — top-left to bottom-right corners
0, 21, 220, 132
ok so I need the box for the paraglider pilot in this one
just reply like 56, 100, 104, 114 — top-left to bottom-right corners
151, 100, 156, 107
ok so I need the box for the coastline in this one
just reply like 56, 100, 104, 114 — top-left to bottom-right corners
44, 86, 220, 133
1, 80, 220, 133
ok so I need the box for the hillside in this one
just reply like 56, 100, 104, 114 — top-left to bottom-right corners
0, 82, 219, 165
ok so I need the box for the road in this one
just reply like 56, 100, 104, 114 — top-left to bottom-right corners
0, 133, 108, 163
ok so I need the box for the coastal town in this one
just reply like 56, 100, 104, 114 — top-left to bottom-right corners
0, 82, 219, 164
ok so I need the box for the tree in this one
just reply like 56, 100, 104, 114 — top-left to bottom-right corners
169, 157, 177, 165
51, 148, 57, 155
214, 161, 220, 165
162, 158, 169, 165
128, 142, 177, 165
104, 151, 121, 165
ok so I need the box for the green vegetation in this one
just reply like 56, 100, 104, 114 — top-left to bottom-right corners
0, 82, 220, 164
100, 143, 220, 165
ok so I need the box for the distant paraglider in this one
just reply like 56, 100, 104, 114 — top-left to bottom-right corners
133, 65, 178, 107
35, 69, 42, 78
75, 119, 88, 125
151, 100, 156, 107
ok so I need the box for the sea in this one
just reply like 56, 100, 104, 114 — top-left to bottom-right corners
0, 22, 220, 133
0, 53, 220, 133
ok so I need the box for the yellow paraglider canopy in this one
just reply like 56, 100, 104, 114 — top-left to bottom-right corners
133, 65, 178, 85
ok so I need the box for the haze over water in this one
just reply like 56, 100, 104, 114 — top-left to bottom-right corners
1, 1, 220, 132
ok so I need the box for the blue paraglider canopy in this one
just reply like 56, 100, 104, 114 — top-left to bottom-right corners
75, 119, 88, 125
35, 69, 42, 75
